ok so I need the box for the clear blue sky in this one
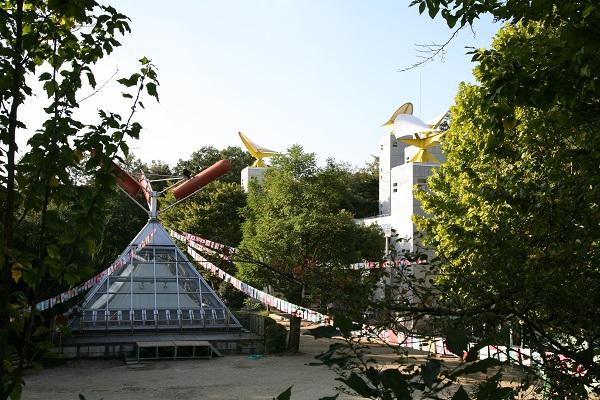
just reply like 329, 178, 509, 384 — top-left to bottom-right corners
22, 1, 499, 168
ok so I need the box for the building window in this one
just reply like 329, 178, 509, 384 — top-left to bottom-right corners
380, 145, 384, 150
392, 182, 397, 187
393, 189, 397, 193
392, 142, 397, 147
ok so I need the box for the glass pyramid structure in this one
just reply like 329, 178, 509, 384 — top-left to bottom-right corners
73, 220, 242, 332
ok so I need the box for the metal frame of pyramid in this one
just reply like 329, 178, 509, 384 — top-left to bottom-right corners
69, 160, 244, 334
71, 220, 242, 332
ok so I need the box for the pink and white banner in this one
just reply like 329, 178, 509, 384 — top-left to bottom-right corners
35, 228, 157, 312
171, 228, 549, 367
169, 228, 328, 324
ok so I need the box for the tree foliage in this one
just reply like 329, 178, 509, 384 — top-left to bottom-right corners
161, 180, 247, 247
237, 145, 384, 351
0, 1, 158, 398
412, 3, 600, 397
320, 157, 379, 219
411, 0, 600, 121
310, 2, 600, 399
239, 145, 384, 304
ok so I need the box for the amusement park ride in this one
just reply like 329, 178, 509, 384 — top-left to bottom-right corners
56, 157, 265, 358
113, 158, 232, 219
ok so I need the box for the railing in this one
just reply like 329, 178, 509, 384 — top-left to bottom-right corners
77, 307, 236, 330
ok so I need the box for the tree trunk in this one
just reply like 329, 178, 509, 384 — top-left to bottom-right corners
287, 315, 301, 353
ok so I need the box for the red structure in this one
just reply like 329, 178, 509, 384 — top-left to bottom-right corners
172, 159, 231, 201
112, 162, 142, 197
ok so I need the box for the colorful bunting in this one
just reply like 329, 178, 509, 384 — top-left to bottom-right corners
169, 228, 327, 324
35, 228, 157, 312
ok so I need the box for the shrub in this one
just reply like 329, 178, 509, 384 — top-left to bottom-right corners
263, 317, 288, 354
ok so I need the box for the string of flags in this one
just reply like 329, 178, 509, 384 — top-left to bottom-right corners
352, 259, 428, 269
35, 228, 157, 312
173, 228, 581, 372
170, 229, 422, 270
172, 230, 236, 255
169, 228, 328, 323
377, 329, 540, 367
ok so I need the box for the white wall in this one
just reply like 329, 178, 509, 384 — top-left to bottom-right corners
241, 167, 267, 192
378, 133, 407, 215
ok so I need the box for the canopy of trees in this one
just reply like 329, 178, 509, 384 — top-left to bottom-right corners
237, 145, 384, 351
0, 1, 161, 397
305, 2, 600, 399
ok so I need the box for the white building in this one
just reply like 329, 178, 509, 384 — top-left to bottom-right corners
241, 166, 267, 192
358, 127, 445, 255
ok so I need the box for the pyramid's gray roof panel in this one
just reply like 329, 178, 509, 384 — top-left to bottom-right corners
72, 220, 242, 332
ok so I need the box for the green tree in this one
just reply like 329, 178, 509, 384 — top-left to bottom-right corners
417, 77, 600, 398
320, 157, 379, 219
411, 0, 600, 123
0, 1, 158, 397
238, 145, 384, 352
143, 159, 172, 191
160, 180, 247, 247
308, 2, 600, 398
94, 186, 149, 268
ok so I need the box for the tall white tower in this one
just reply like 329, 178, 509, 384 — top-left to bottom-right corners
378, 134, 408, 215
359, 102, 448, 254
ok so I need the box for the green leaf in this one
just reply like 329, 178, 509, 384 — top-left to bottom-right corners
427, 1, 439, 18
447, 14, 458, 28
422, 359, 441, 387
304, 325, 339, 339
47, 245, 60, 259
86, 72, 96, 88
121, 92, 133, 99
146, 82, 159, 102
418, 1, 426, 14
139, 56, 150, 65
381, 369, 410, 399
43, 81, 55, 97
274, 386, 292, 400
86, 240, 97, 255
11, 263, 23, 283
445, 326, 468, 357
336, 372, 378, 398
451, 385, 470, 400
333, 314, 352, 336
117, 73, 140, 87
38, 72, 52, 81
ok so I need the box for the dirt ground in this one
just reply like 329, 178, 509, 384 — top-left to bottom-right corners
22, 332, 362, 400
23, 315, 516, 400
